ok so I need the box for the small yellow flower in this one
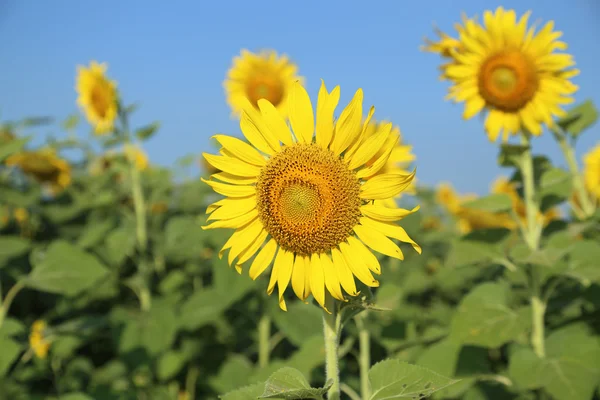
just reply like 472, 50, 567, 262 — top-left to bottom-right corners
13, 207, 29, 224
424, 7, 579, 142
5, 149, 72, 192
29, 320, 51, 359
124, 145, 149, 171
150, 202, 168, 215
491, 176, 560, 227
76, 61, 119, 135
224, 49, 304, 118
583, 143, 600, 202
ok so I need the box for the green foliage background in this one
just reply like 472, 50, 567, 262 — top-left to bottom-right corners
1, 98, 599, 400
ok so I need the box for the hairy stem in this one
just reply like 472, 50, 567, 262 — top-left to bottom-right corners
258, 314, 271, 368
323, 295, 341, 400
355, 313, 371, 400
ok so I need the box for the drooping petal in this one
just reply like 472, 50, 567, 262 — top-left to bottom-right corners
249, 238, 278, 280
360, 204, 420, 222
202, 153, 261, 177
201, 178, 256, 197
339, 241, 379, 287
360, 217, 422, 254
330, 247, 358, 296
211, 134, 267, 166
291, 254, 307, 301
309, 253, 327, 310
347, 121, 392, 170
320, 253, 345, 301
354, 225, 404, 260
203, 208, 258, 229
347, 236, 381, 275
360, 170, 416, 199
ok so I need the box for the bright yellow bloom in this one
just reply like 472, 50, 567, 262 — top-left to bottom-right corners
124, 145, 149, 171
224, 50, 304, 119
202, 80, 421, 311
13, 207, 29, 224
424, 7, 579, 142
29, 320, 51, 359
437, 182, 515, 234
491, 176, 560, 227
6, 149, 72, 192
583, 143, 600, 202
76, 61, 119, 135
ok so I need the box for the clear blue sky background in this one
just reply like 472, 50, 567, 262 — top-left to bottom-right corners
1, 0, 599, 195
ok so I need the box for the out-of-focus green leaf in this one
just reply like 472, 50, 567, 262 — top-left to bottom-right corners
0, 136, 31, 162
537, 167, 572, 210
561, 240, 600, 286
156, 350, 187, 381
498, 144, 528, 167
0, 333, 21, 377
368, 359, 458, 400
164, 216, 207, 263
135, 122, 160, 141
557, 100, 598, 138
0, 236, 31, 267
209, 355, 254, 394
461, 194, 512, 213
76, 218, 116, 249
27, 240, 110, 296
221, 382, 265, 400
104, 226, 137, 266
62, 115, 80, 131
271, 302, 322, 346
119, 302, 178, 357
446, 229, 511, 267
259, 367, 332, 399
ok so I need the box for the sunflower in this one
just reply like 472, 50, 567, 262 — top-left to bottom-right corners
29, 320, 51, 359
363, 120, 417, 207
491, 176, 560, 227
224, 50, 303, 119
76, 61, 119, 135
124, 144, 149, 171
5, 149, 72, 192
202, 80, 420, 311
423, 7, 579, 142
583, 143, 600, 203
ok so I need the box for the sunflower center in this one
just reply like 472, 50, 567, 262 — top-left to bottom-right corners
256, 143, 362, 255
91, 85, 110, 118
246, 75, 285, 108
479, 51, 539, 112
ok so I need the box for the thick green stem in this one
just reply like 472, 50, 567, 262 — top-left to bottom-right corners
258, 314, 271, 368
323, 295, 341, 400
519, 134, 545, 358
552, 127, 595, 218
0, 280, 26, 329
355, 314, 371, 400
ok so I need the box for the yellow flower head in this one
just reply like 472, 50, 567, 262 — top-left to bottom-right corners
124, 145, 149, 171
424, 7, 579, 142
491, 176, 560, 227
76, 61, 119, 135
224, 49, 304, 119
29, 320, 51, 359
202, 80, 421, 311
422, 26, 463, 58
6, 148, 72, 192
14, 207, 29, 224
583, 143, 600, 202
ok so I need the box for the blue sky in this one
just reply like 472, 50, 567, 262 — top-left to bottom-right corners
1, 0, 598, 195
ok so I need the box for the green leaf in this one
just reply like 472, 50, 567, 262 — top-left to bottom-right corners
0, 136, 31, 162
135, 122, 160, 141
19, 116, 53, 127
76, 218, 116, 249
119, 302, 178, 357
179, 288, 226, 330
210, 355, 255, 394
221, 382, 265, 400
62, 114, 80, 131
104, 226, 137, 266
259, 367, 332, 399
164, 216, 207, 263
450, 282, 531, 348
415, 337, 461, 377
156, 350, 187, 381
537, 167, 572, 210
557, 100, 598, 138
368, 359, 458, 399
561, 240, 600, 286
446, 229, 511, 267
27, 240, 110, 296
271, 302, 322, 346
0, 333, 21, 377
461, 194, 513, 213
0, 236, 31, 266
498, 144, 528, 167
509, 324, 600, 400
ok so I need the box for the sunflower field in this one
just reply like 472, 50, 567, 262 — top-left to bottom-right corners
1, 6, 600, 400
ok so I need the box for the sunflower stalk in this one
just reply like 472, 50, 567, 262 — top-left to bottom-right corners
120, 108, 151, 311
323, 295, 342, 400
0, 280, 26, 329
519, 133, 545, 358
355, 312, 371, 400
257, 313, 271, 368
551, 126, 595, 218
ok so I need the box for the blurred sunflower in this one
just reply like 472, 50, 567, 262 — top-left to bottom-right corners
436, 182, 515, 234
203, 80, 420, 311
29, 320, 51, 359
6, 148, 71, 192
76, 61, 119, 135
224, 49, 303, 119
583, 143, 600, 203
423, 7, 579, 141
491, 176, 560, 227
363, 120, 417, 207
124, 144, 149, 171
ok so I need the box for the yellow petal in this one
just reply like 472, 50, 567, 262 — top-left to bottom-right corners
309, 254, 327, 310
212, 134, 266, 166
291, 254, 307, 301
267, 247, 283, 295
360, 217, 422, 254
347, 236, 381, 275
236, 228, 268, 266
360, 170, 416, 199
345, 106, 375, 160
355, 134, 398, 179
249, 238, 278, 280
257, 99, 294, 146
241, 98, 282, 151
225, 218, 264, 266
354, 225, 404, 260
206, 198, 227, 214
320, 253, 345, 301
288, 81, 315, 143
316, 80, 340, 149
211, 172, 256, 185
331, 89, 363, 156
203, 153, 260, 177
240, 110, 276, 155
339, 241, 379, 287
360, 204, 420, 222
204, 207, 258, 228
201, 178, 255, 197
303, 258, 312, 300
276, 249, 294, 306
348, 122, 392, 170
331, 247, 358, 296
463, 97, 485, 120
